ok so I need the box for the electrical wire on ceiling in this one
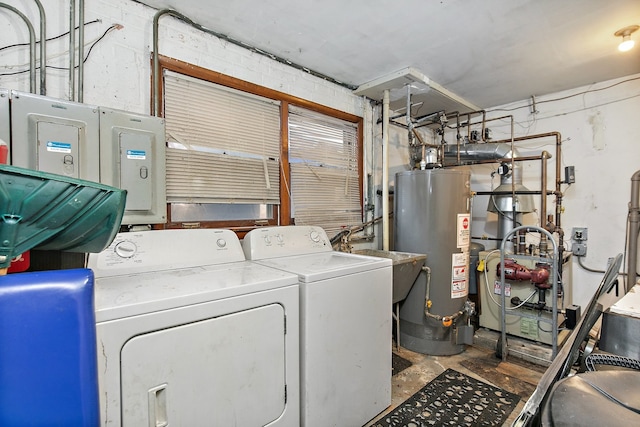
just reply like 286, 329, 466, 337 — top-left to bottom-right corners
0, 23, 121, 76
487, 75, 640, 113
132, 0, 357, 91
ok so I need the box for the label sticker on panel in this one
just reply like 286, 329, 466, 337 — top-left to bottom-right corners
494, 280, 511, 296
46, 141, 72, 153
451, 252, 469, 298
456, 213, 471, 249
126, 149, 147, 160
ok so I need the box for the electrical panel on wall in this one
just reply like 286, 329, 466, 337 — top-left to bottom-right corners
0, 89, 9, 160
99, 107, 167, 225
10, 90, 100, 182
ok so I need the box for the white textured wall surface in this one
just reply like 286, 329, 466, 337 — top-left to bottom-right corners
0, 0, 364, 115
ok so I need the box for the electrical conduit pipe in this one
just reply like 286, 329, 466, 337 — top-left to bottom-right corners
0, 3, 36, 93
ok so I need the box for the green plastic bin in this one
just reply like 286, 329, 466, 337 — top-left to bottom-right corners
0, 164, 126, 269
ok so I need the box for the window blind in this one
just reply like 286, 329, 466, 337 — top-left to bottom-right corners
288, 106, 361, 236
164, 71, 281, 204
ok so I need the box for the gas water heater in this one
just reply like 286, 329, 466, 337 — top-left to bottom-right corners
395, 169, 473, 355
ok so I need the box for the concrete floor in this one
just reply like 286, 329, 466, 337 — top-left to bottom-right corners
365, 329, 548, 427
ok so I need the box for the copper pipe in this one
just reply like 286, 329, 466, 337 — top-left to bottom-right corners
481, 110, 487, 142
443, 153, 551, 167
541, 151, 549, 230
411, 128, 439, 148
482, 131, 563, 226
540, 151, 549, 252
456, 112, 461, 164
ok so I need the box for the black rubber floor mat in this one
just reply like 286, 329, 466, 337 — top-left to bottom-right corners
392, 353, 412, 376
372, 368, 520, 426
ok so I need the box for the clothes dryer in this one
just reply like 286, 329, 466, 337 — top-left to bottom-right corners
88, 229, 299, 427
243, 226, 392, 427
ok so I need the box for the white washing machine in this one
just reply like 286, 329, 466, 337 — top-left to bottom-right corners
242, 226, 393, 427
87, 229, 300, 427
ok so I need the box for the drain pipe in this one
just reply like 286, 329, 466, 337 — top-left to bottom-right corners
33, 0, 46, 95
628, 170, 640, 292
382, 89, 390, 251
77, 0, 84, 102
69, 0, 75, 100
0, 3, 36, 93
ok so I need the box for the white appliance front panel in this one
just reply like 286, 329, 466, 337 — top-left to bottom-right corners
97, 285, 300, 427
300, 268, 392, 427
94, 261, 299, 322
88, 229, 245, 278
242, 225, 331, 260
121, 304, 286, 427
256, 251, 392, 282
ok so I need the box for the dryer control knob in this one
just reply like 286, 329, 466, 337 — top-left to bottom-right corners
216, 238, 227, 248
264, 235, 272, 244
114, 241, 137, 258
276, 234, 284, 243
310, 231, 320, 242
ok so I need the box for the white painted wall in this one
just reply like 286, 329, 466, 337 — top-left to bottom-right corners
382, 73, 640, 310
0, 0, 365, 115
0, 0, 371, 237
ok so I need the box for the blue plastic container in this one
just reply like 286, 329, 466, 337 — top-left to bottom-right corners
0, 269, 100, 426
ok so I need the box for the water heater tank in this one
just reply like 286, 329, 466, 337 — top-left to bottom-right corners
395, 169, 471, 355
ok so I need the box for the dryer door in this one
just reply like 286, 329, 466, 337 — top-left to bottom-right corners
120, 303, 286, 426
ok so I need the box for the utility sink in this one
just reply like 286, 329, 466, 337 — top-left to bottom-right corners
354, 249, 426, 303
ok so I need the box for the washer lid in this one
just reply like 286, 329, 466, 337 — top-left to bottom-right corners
94, 261, 298, 322
255, 252, 392, 282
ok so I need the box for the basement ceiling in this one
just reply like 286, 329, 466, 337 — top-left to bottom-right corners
139, 0, 640, 113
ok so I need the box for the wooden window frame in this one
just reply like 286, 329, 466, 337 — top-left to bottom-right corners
153, 55, 363, 235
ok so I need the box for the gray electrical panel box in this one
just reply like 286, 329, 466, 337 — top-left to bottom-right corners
10, 90, 100, 182
0, 89, 10, 161
99, 107, 166, 225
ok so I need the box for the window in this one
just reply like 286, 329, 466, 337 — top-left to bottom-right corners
288, 106, 361, 235
157, 56, 363, 235
163, 71, 280, 227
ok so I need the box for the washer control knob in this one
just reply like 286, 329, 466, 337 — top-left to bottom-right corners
276, 234, 284, 243
264, 235, 272, 244
114, 241, 137, 258
310, 230, 321, 242
216, 238, 227, 248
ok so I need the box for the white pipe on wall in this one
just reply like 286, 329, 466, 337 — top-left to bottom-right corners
382, 89, 390, 251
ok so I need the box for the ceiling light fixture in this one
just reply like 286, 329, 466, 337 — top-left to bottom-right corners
615, 25, 639, 52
